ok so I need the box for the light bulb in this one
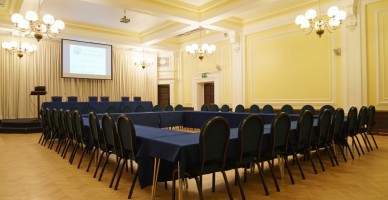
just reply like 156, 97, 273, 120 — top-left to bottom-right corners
25, 11, 38, 21
327, 6, 339, 18
54, 20, 65, 30
2, 42, 10, 49
295, 15, 306, 25
43, 14, 55, 25
336, 10, 347, 20
305, 9, 317, 20
11, 13, 23, 24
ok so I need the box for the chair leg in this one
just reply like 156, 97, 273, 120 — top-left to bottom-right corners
359, 133, 370, 152
110, 157, 122, 188
325, 146, 335, 167
61, 139, 71, 158
369, 132, 379, 149
86, 148, 96, 172
221, 171, 233, 200
77, 145, 87, 169
315, 147, 325, 171
114, 159, 127, 190
306, 149, 317, 174
99, 153, 111, 181
128, 173, 138, 199
267, 160, 280, 192
284, 156, 295, 184
194, 176, 204, 200
338, 145, 347, 162
212, 172, 215, 192
256, 162, 269, 196
69, 142, 79, 164
294, 154, 305, 179
235, 168, 246, 200
363, 132, 373, 151
351, 136, 362, 156
355, 135, 365, 155
328, 145, 339, 165
93, 152, 106, 178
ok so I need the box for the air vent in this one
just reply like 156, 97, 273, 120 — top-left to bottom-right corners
175, 27, 204, 38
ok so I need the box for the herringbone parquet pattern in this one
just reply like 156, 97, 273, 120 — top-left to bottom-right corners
0, 133, 387, 199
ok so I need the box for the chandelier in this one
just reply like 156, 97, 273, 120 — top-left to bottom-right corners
134, 49, 153, 69
2, 38, 37, 59
10, 0, 65, 42
185, 26, 216, 61
295, 1, 346, 38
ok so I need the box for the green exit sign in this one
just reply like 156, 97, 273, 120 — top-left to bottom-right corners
202, 73, 207, 78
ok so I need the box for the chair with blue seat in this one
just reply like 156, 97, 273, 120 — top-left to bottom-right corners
300, 105, 315, 115
62, 110, 76, 159
235, 104, 245, 112
121, 96, 130, 102
262, 104, 274, 113
51, 96, 62, 102
153, 105, 163, 112
259, 112, 294, 192
355, 106, 368, 154
249, 104, 260, 113
133, 96, 141, 101
175, 104, 184, 111
172, 116, 233, 199
280, 104, 293, 114
220, 104, 230, 112
335, 107, 356, 160
165, 104, 174, 111
67, 96, 78, 102
200, 104, 209, 111
88, 96, 98, 102
210, 104, 219, 112
100, 96, 109, 102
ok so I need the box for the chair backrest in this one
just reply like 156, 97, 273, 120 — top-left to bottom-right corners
249, 104, 260, 113
210, 104, 219, 112
51, 96, 62, 102
58, 109, 66, 136
296, 110, 314, 150
106, 106, 118, 113
121, 105, 132, 113
45, 108, 53, 129
199, 116, 230, 169
331, 108, 344, 141
235, 104, 245, 113
100, 96, 109, 102
270, 112, 291, 155
133, 96, 141, 101
89, 112, 102, 148
72, 110, 85, 141
165, 104, 174, 111
121, 96, 130, 102
101, 113, 118, 151
347, 106, 358, 137
366, 105, 376, 132
357, 106, 368, 133
117, 114, 137, 159
135, 105, 145, 112
300, 105, 315, 115
40, 108, 47, 128
280, 104, 293, 114
220, 104, 230, 112
67, 96, 78, 102
238, 114, 264, 163
262, 104, 274, 113
200, 104, 209, 111
153, 105, 163, 112
316, 109, 332, 145
88, 96, 98, 102
175, 104, 184, 111
65, 110, 75, 139
319, 105, 335, 116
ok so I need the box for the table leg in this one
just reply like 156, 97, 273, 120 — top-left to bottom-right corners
178, 161, 182, 200
277, 155, 284, 178
152, 158, 161, 200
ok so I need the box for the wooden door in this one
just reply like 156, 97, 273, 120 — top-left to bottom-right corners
204, 83, 214, 107
158, 85, 170, 108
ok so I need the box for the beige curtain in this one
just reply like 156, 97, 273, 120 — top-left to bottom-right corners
0, 36, 157, 119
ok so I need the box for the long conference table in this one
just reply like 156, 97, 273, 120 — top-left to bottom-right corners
82, 110, 318, 199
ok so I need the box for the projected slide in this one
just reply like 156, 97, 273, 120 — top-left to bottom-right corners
62, 39, 112, 79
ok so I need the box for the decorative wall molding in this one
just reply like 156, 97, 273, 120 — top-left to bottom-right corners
375, 7, 388, 105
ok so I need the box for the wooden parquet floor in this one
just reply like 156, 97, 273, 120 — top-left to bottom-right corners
1, 133, 388, 200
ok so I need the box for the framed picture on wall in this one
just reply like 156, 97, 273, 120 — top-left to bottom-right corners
158, 57, 170, 67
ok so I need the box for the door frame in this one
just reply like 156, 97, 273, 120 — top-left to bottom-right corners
192, 72, 221, 110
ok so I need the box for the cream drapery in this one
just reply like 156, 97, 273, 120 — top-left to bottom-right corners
0, 36, 157, 119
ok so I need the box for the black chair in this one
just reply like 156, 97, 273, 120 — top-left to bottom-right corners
280, 104, 293, 114
291, 110, 317, 176
260, 112, 293, 192
235, 104, 245, 112
153, 105, 163, 112
48, 108, 61, 150
347, 106, 363, 157
86, 112, 105, 173
70, 110, 89, 166
135, 105, 145, 112
55, 109, 68, 154
300, 105, 315, 115
262, 104, 274, 113
116, 115, 138, 196
200, 104, 209, 111
172, 116, 233, 199
357, 106, 372, 152
89, 96, 98, 102
311, 109, 334, 171
210, 104, 219, 112
67, 96, 78, 102
99, 113, 117, 182
101, 96, 109, 102
231, 114, 269, 197
220, 104, 230, 112
51, 96, 62, 102
331, 108, 348, 162
249, 104, 260, 113
38, 108, 50, 145
165, 104, 174, 111
62, 110, 76, 159
175, 104, 184, 111
335, 107, 356, 160
319, 105, 335, 116
366, 105, 378, 149
121, 96, 130, 102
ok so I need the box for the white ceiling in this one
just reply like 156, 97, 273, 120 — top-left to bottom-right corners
1, 0, 316, 49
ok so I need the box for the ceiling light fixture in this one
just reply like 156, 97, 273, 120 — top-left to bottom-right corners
185, 26, 216, 61
10, 0, 65, 42
134, 49, 153, 69
2, 34, 37, 59
120, 10, 130, 23
295, 1, 346, 38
